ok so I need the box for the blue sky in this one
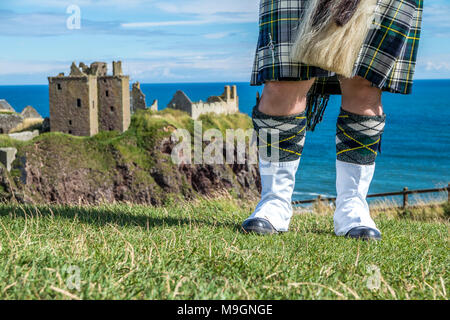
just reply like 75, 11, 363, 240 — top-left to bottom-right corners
0, 0, 449, 85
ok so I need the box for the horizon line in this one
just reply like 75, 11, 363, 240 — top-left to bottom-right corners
1, 78, 450, 86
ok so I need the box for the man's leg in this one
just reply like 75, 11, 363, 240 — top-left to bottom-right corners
242, 80, 314, 234
334, 76, 386, 240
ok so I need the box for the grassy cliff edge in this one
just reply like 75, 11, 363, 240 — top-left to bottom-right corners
0, 109, 260, 205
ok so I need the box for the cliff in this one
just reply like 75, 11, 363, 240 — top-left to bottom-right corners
0, 108, 260, 205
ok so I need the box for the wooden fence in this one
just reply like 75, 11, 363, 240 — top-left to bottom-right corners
292, 183, 450, 209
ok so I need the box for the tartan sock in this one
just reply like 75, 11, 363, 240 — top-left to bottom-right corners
252, 106, 307, 162
336, 108, 386, 165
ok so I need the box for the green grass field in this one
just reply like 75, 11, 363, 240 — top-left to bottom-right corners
0, 198, 448, 300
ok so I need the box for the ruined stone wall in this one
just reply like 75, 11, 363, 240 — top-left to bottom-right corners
49, 75, 99, 136
0, 113, 23, 134
191, 85, 239, 120
149, 100, 158, 111
97, 76, 130, 132
167, 91, 193, 115
191, 100, 239, 120
168, 86, 239, 120
121, 77, 131, 130
130, 82, 147, 113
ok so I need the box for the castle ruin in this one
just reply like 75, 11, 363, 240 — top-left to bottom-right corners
0, 99, 23, 134
131, 82, 158, 114
48, 61, 131, 136
167, 85, 239, 120
0, 100, 43, 135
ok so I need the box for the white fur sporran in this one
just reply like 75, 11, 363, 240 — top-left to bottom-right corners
291, 0, 378, 78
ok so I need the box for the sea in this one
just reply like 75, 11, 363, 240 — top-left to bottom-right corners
1, 80, 449, 203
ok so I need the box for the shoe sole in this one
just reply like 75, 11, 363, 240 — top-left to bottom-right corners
345, 235, 381, 241
241, 226, 278, 235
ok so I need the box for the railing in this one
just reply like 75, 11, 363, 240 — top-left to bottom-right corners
292, 183, 450, 209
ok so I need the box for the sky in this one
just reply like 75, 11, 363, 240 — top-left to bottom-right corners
0, 0, 449, 85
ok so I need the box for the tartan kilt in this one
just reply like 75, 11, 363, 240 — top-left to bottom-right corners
251, 0, 423, 95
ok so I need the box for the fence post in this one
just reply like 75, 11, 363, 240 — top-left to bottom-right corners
403, 187, 408, 209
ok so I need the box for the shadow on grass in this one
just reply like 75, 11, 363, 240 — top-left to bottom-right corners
304, 229, 335, 236
0, 204, 243, 232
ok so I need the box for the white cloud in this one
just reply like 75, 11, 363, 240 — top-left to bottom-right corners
154, 0, 258, 15
122, 13, 256, 28
11, 0, 152, 9
122, 0, 258, 28
425, 61, 450, 72
204, 32, 235, 39
140, 50, 226, 59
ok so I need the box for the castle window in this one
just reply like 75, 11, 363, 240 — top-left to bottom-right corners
110, 106, 115, 113
0, 128, 3, 134
69, 120, 72, 126
106, 90, 109, 97
77, 99, 82, 108
57, 83, 62, 90
68, 130, 73, 135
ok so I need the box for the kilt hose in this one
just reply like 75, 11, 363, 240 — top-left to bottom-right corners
251, 0, 423, 130
245, 0, 421, 237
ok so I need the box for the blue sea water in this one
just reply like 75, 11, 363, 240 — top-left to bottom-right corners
1, 80, 449, 202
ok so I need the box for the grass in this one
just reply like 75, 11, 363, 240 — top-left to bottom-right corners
10, 118, 44, 134
0, 198, 448, 300
0, 108, 253, 172
0, 109, 255, 205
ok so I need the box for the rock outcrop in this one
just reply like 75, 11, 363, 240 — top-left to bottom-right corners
0, 148, 17, 172
0, 110, 260, 206
0, 113, 24, 134
8, 130, 39, 142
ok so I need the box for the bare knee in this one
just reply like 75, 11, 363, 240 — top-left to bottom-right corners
340, 76, 383, 116
259, 80, 315, 116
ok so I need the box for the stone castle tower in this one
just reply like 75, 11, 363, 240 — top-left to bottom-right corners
48, 61, 130, 136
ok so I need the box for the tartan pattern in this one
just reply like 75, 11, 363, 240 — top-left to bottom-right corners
252, 107, 307, 162
251, 0, 423, 95
251, 0, 334, 85
336, 109, 386, 165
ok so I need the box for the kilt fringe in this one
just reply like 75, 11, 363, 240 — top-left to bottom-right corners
306, 93, 330, 131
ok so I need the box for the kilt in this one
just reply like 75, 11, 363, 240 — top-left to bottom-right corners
251, 0, 423, 95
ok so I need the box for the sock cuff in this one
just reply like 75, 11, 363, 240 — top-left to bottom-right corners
252, 106, 307, 121
339, 108, 386, 123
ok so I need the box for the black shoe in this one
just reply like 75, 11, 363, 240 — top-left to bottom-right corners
346, 227, 381, 241
241, 218, 278, 235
